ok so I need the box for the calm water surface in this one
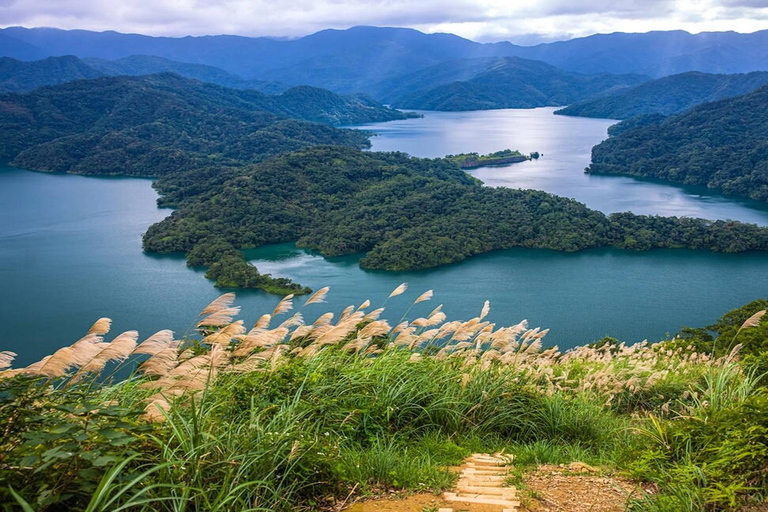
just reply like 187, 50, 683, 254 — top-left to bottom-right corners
2, 108, 768, 364
354, 108, 768, 224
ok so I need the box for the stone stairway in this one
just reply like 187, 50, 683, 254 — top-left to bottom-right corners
439, 453, 520, 511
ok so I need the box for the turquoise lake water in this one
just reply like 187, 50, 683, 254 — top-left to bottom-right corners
2, 107, 768, 365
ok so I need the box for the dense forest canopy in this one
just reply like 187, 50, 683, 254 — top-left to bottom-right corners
556, 70, 768, 119
587, 83, 768, 202
0, 73, 410, 176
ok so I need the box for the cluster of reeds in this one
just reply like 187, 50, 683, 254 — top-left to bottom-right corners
3, 283, 750, 422
0, 284, 552, 422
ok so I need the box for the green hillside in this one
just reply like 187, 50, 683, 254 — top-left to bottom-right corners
557, 70, 768, 119
0, 55, 103, 92
388, 57, 647, 111
587, 84, 768, 201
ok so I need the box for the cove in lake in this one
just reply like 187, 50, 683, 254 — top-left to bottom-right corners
352, 108, 768, 225
2, 108, 768, 364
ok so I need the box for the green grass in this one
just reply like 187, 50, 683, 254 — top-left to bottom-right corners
1, 295, 767, 511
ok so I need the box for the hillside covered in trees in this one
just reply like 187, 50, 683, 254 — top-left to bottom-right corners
144, 146, 768, 281
587, 84, 768, 202
556, 70, 768, 119
380, 57, 647, 111
0, 73, 412, 177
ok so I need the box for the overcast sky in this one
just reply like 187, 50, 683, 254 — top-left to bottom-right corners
1, 0, 768, 44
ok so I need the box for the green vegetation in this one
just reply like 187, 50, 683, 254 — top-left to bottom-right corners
444, 149, 533, 169
144, 145, 768, 278
556, 70, 768, 119
587, 84, 768, 202
385, 57, 647, 111
0, 55, 103, 93
2, 290, 767, 511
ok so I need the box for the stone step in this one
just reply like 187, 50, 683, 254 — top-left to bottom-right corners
456, 485, 516, 495
443, 492, 521, 507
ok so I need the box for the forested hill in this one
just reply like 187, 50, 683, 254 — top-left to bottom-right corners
384, 57, 647, 111
84, 55, 288, 94
556, 71, 768, 119
144, 145, 768, 287
0, 73, 408, 175
0, 55, 290, 94
587, 84, 768, 202
0, 55, 104, 92
0, 64, 407, 126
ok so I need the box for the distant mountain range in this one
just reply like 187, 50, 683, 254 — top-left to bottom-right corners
556, 71, 768, 119
587, 84, 768, 202
1, 26, 767, 96
378, 57, 647, 111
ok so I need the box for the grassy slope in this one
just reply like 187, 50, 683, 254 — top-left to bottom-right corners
1, 291, 767, 511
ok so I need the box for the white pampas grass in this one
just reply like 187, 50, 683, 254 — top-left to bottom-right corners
304, 287, 330, 306
388, 283, 407, 298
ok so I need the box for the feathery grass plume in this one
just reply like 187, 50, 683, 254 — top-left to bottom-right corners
416, 329, 439, 344
272, 294, 294, 316
388, 282, 408, 299
312, 312, 334, 327
32, 334, 106, 379
391, 321, 409, 335
362, 308, 384, 322
479, 300, 490, 321
357, 299, 371, 310
425, 311, 446, 327
140, 347, 182, 377
0, 351, 16, 370
199, 292, 236, 316
197, 307, 241, 328
252, 314, 272, 331
142, 397, 170, 422
358, 320, 391, 339
315, 312, 366, 346
203, 320, 245, 345
278, 312, 304, 329
133, 330, 177, 356
289, 325, 314, 341
304, 286, 330, 306
87, 317, 112, 335
740, 310, 766, 329
414, 290, 433, 304
72, 331, 139, 380
233, 327, 289, 357
340, 305, 356, 320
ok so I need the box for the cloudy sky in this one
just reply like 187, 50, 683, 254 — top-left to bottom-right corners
1, 0, 767, 44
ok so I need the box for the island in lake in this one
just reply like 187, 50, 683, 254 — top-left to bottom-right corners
445, 149, 540, 169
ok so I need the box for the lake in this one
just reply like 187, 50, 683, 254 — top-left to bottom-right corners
2, 108, 768, 365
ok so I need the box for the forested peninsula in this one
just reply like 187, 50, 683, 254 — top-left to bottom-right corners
4, 75, 768, 293
587, 83, 768, 202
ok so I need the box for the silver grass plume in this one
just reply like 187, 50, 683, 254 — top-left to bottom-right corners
304, 286, 330, 306
272, 294, 294, 316
199, 293, 236, 316
388, 283, 407, 298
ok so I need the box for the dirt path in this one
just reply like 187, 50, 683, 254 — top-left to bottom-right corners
343, 456, 639, 512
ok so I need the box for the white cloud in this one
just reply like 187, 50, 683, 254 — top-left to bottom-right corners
0, 0, 767, 42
